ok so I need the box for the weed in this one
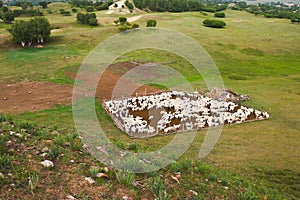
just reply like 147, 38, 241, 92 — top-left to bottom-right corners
15, 120, 36, 131
90, 167, 98, 179
128, 142, 140, 153
115, 170, 135, 187
28, 172, 39, 192
54, 134, 66, 146
49, 145, 61, 160
0, 153, 12, 169
148, 176, 171, 200
0, 113, 6, 122
238, 190, 258, 200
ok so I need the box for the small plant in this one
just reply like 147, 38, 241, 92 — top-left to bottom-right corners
0, 153, 12, 169
115, 170, 135, 186
15, 119, 35, 131
148, 176, 171, 200
28, 172, 39, 192
0, 113, 6, 122
90, 167, 98, 179
128, 143, 140, 152
238, 190, 258, 200
54, 134, 66, 146
49, 145, 60, 160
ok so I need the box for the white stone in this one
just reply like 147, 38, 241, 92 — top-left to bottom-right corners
40, 160, 54, 168
189, 190, 198, 196
66, 195, 76, 200
84, 177, 95, 184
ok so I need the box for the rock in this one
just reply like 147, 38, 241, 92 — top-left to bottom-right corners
122, 196, 128, 200
15, 133, 22, 138
7, 173, 12, 177
70, 159, 75, 163
84, 177, 95, 184
41, 160, 54, 168
40, 153, 47, 157
41, 147, 49, 152
66, 195, 76, 200
28, 91, 32, 94
2, 97, 7, 100
96, 173, 108, 178
224, 186, 229, 190
104, 167, 109, 173
189, 190, 198, 196
9, 131, 15, 136
0, 172, 4, 179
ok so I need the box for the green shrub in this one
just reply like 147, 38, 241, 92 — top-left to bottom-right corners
88, 18, 98, 26
146, 19, 157, 27
203, 19, 226, 28
214, 12, 225, 18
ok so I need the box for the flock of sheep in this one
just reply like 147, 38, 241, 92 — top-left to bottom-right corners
104, 91, 270, 138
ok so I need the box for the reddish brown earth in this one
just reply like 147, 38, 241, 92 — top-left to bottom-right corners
0, 62, 161, 114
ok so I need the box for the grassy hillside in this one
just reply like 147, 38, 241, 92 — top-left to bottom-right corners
0, 3, 299, 199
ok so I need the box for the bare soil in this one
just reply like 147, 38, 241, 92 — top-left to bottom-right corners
0, 61, 161, 114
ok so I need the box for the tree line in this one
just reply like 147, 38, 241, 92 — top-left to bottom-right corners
233, 1, 300, 23
133, 0, 227, 12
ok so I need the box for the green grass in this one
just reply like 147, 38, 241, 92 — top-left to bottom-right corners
0, 5, 299, 199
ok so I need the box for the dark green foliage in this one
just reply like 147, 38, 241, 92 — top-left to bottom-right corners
0, 1, 3, 8
2, 5, 8, 12
291, 18, 300, 23
39, 1, 47, 9
71, 8, 78, 13
8, 17, 51, 46
133, 0, 226, 13
203, 19, 226, 28
146, 19, 157, 27
85, 6, 94, 12
119, 16, 127, 25
88, 18, 98, 26
2, 12, 14, 23
214, 12, 225, 18
125, 0, 134, 12
60, 9, 71, 16
76, 12, 98, 26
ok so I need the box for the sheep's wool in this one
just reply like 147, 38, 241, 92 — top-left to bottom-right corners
103, 91, 269, 138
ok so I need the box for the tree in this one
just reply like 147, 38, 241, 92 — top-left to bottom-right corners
76, 13, 97, 25
2, 5, 8, 12
146, 19, 157, 27
8, 17, 51, 46
0, 1, 3, 8
203, 19, 226, 28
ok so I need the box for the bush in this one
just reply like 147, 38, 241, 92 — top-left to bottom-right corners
146, 19, 157, 27
214, 12, 225, 18
203, 19, 226, 28
85, 6, 94, 12
88, 18, 98, 26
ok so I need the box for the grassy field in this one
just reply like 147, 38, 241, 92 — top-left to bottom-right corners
0, 3, 299, 199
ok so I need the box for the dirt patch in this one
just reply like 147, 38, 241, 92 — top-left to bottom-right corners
0, 61, 161, 114
0, 79, 73, 114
